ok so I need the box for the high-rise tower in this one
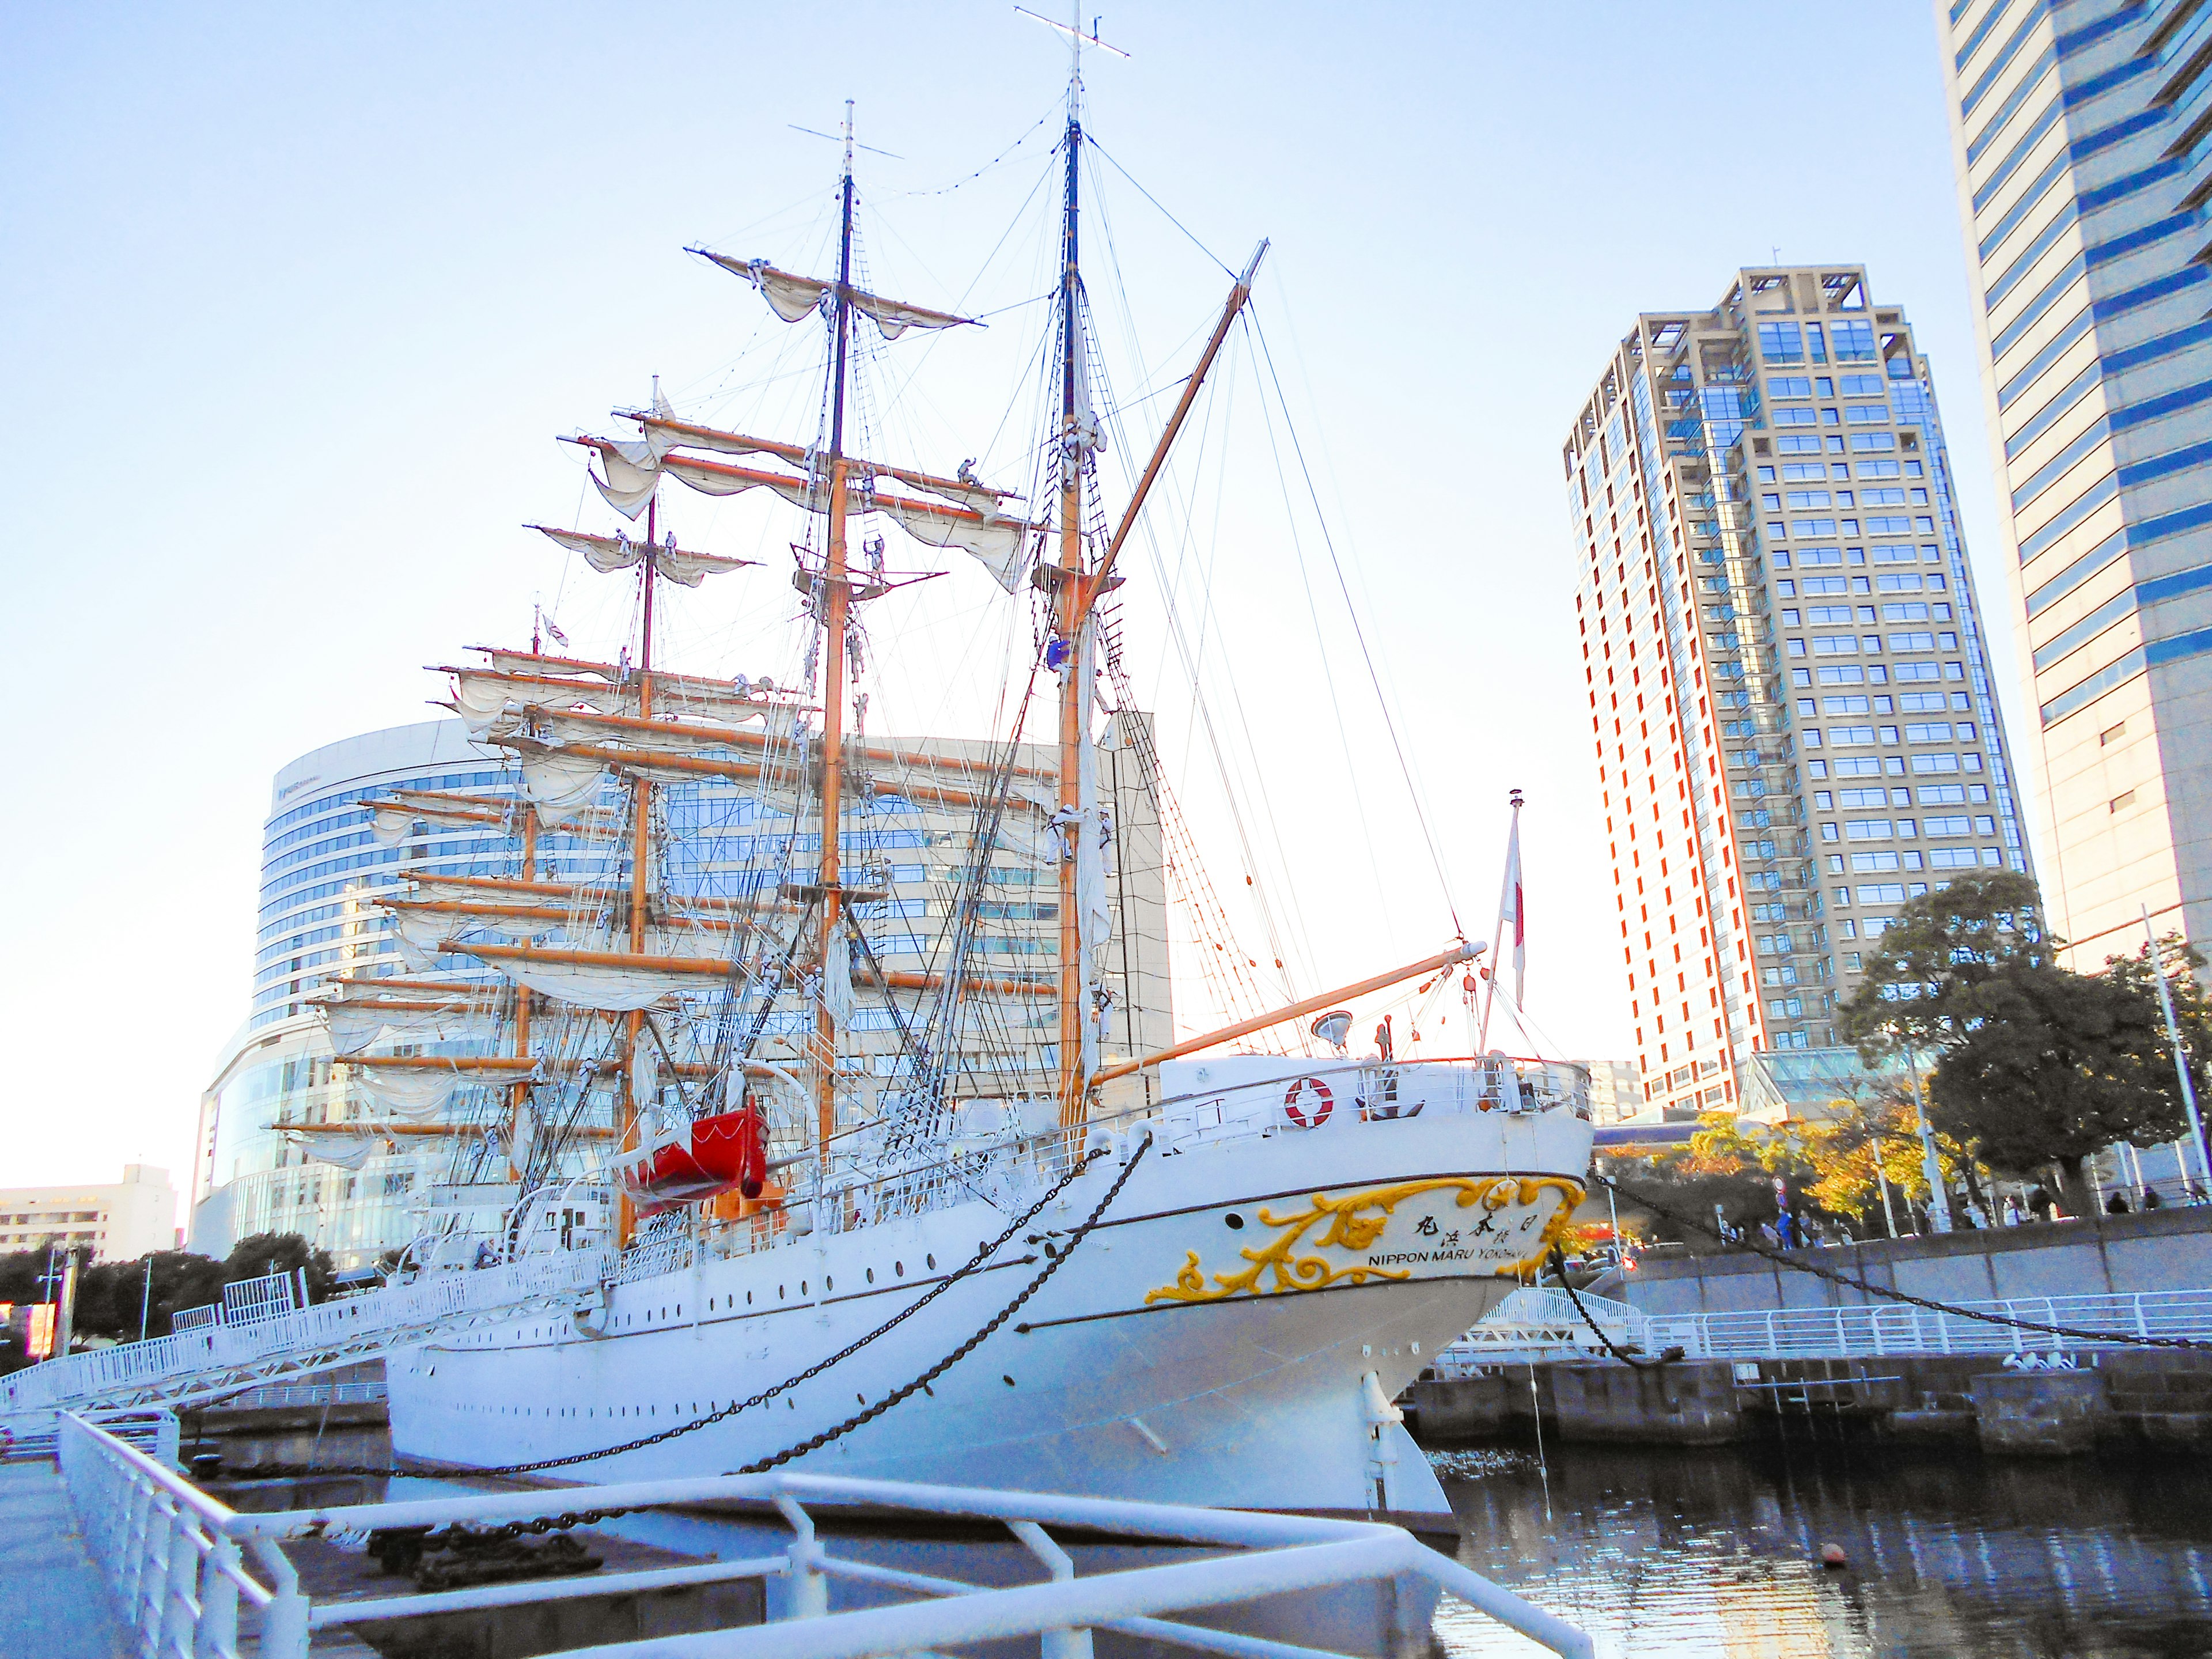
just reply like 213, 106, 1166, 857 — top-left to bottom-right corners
1568, 267, 2033, 1122
1934, 0, 2212, 967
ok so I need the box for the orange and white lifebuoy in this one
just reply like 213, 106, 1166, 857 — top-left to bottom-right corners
1283, 1076, 1334, 1128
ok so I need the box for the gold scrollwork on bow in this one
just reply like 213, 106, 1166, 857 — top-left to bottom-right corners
1142, 1175, 1585, 1306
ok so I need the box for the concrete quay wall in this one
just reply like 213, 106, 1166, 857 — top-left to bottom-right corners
1405, 1349, 2212, 1456
1609, 1205, 2212, 1319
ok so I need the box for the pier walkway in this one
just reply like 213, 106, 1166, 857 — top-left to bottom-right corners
0, 1461, 124, 1659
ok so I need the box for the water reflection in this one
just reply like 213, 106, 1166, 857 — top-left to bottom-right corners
1434, 1442, 2212, 1658
196, 1425, 2212, 1657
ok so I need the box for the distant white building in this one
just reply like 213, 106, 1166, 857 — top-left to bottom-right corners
0, 1165, 179, 1262
1574, 1060, 1645, 1126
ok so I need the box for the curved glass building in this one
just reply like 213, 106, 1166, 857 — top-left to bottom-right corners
189, 720, 618, 1267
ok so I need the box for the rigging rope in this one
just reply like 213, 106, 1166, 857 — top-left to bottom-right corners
1247, 313, 1463, 939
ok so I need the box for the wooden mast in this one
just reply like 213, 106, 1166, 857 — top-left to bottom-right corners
813, 101, 859, 1186
617, 489, 659, 1244
1052, 66, 1087, 1129
507, 809, 535, 1182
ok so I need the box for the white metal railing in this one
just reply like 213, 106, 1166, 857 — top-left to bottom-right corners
213, 1381, 387, 1411
1433, 1287, 1649, 1374
2, 1407, 179, 1466
56, 1412, 1594, 1659
1643, 1288, 2212, 1362
59, 1415, 283, 1659
1, 1249, 610, 1421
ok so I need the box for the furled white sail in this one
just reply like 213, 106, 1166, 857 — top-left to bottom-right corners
517, 747, 611, 829
469, 953, 714, 1013
851, 290, 972, 340
693, 252, 974, 340
1074, 628, 1116, 1078
325, 1002, 499, 1058
450, 668, 630, 737
531, 525, 753, 590
825, 925, 854, 1029
589, 438, 660, 520
870, 496, 1031, 592
513, 705, 773, 757
639, 417, 795, 468
661, 454, 829, 511
353, 1066, 462, 1120
294, 1132, 385, 1171
480, 650, 622, 683
371, 797, 508, 847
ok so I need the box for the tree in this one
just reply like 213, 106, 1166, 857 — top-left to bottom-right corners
77, 1252, 230, 1339
1838, 871, 2052, 1061
1794, 1090, 1974, 1228
1929, 965, 2190, 1217
224, 1233, 335, 1304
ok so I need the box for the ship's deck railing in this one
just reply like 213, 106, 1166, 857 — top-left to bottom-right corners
1644, 1288, 2212, 1362
56, 1411, 1594, 1659
650, 1055, 1592, 1276
0, 1249, 609, 1421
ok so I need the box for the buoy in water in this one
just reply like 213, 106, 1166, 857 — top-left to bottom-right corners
1819, 1543, 1849, 1569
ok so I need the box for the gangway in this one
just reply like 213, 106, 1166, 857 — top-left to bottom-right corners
1430, 1286, 1649, 1373
0, 1249, 608, 1424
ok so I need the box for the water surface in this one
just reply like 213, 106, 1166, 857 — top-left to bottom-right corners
201, 1425, 2212, 1656
1433, 1441, 2212, 1658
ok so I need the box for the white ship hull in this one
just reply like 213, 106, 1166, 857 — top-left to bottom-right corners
388, 1064, 1591, 1516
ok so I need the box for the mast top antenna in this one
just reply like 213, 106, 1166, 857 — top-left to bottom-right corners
787, 105, 903, 162
1014, 5, 1129, 61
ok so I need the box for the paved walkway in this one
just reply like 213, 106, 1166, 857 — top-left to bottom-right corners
0, 1461, 125, 1659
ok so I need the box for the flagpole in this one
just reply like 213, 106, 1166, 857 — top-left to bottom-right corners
1477, 789, 1524, 1052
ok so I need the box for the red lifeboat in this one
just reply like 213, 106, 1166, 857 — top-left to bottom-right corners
618, 1101, 767, 1206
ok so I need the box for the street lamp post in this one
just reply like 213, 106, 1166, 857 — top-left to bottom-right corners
1901, 1044, 1953, 1233
2142, 904, 2211, 1199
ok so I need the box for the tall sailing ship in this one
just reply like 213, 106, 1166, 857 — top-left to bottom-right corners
330, 52, 1591, 1517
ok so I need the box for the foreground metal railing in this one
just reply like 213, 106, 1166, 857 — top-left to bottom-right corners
57, 1412, 1593, 1659
2, 1249, 609, 1421
1643, 1287, 2212, 1362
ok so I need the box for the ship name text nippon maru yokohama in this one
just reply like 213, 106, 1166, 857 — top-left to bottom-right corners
338, 44, 1591, 1520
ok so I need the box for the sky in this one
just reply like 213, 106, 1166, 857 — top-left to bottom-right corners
0, 1, 2031, 1199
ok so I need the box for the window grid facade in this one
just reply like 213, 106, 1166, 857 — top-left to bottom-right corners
1938, 0, 2212, 967
1570, 267, 2032, 1120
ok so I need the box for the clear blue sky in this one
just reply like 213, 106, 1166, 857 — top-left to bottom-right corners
1, 1, 2016, 1190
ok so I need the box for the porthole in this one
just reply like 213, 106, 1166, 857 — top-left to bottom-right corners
801, 1280, 809, 1295
779, 1285, 785, 1300
866, 1268, 874, 1284
927, 1254, 937, 1271
748, 1291, 754, 1305
895, 1261, 904, 1277
1002, 1374, 1017, 1387
825, 1276, 832, 1291
1225, 1213, 1245, 1230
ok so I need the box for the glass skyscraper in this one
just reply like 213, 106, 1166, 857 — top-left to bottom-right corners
1936, 0, 2212, 964
1567, 267, 2032, 1122
190, 720, 604, 1267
